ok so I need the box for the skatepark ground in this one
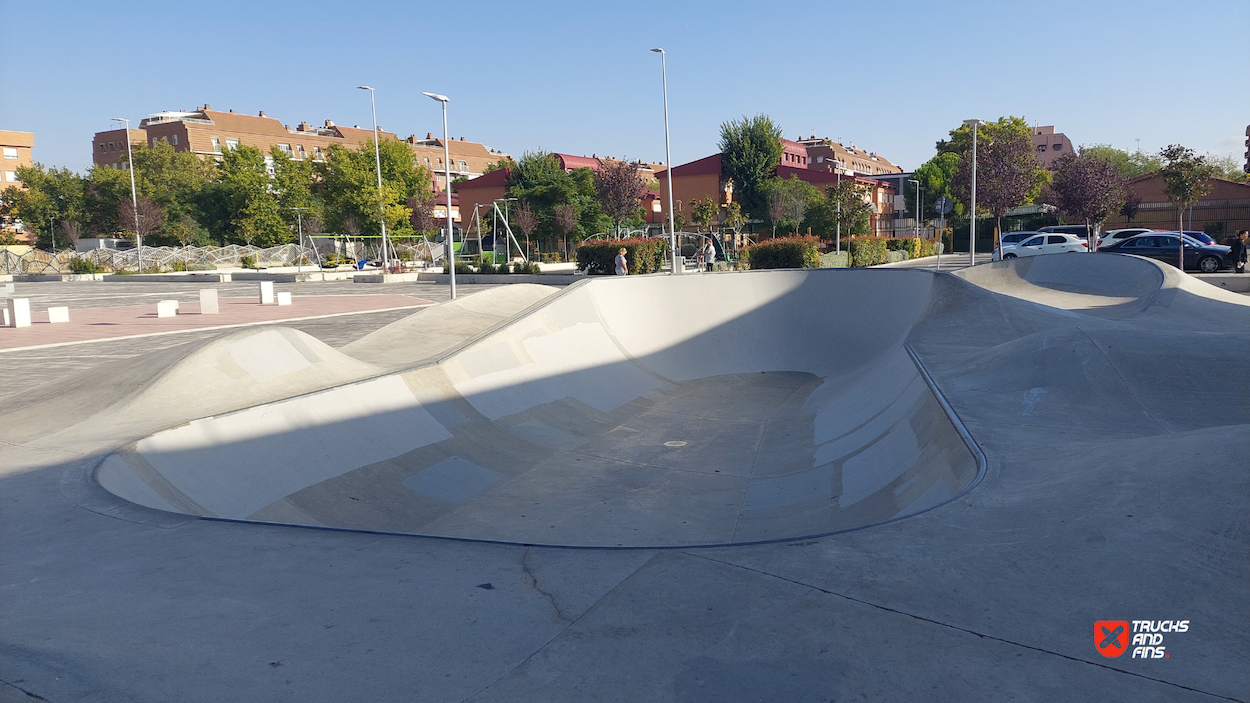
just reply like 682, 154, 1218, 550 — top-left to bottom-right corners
1, 257, 1247, 702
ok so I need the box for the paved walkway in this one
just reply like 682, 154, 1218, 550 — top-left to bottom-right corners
0, 294, 431, 352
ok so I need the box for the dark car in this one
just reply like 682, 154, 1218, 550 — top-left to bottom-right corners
1182, 231, 1217, 246
1100, 233, 1231, 272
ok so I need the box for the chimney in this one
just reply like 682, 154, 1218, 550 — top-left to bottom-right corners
229, 109, 235, 113
460, 136, 465, 141
426, 132, 433, 140
203, 104, 212, 111
259, 110, 266, 117
299, 121, 310, 132
324, 119, 335, 127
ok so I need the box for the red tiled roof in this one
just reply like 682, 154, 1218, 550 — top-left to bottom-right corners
456, 168, 510, 189
656, 154, 721, 179
775, 165, 893, 191
553, 153, 601, 171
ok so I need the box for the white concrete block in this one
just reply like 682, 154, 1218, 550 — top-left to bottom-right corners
199, 288, 219, 315
47, 306, 70, 323
276, 291, 292, 306
7, 298, 30, 328
1, 308, 8, 326
1, 283, 13, 296
258, 281, 275, 304
157, 300, 179, 318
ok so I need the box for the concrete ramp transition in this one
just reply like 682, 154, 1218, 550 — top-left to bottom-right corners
97, 269, 985, 547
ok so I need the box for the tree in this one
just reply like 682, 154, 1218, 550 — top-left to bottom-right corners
1159, 144, 1215, 233
1205, 154, 1249, 182
59, 220, 82, 249
595, 160, 644, 236
126, 141, 215, 243
763, 176, 819, 236
217, 145, 286, 247
906, 152, 960, 217
554, 203, 577, 258
1047, 150, 1127, 246
1, 164, 87, 248
1078, 145, 1162, 180
718, 114, 784, 222
407, 194, 436, 241
953, 126, 1040, 245
118, 195, 166, 246
315, 137, 430, 240
691, 197, 719, 234
723, 201, 746, 235
804, 181, 872, 241
512, 203, 539, 258
1120, 191, 1142, 222
507, 151, 602, 247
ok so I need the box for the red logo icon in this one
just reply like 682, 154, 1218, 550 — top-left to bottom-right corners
1095, 620, 1129, 658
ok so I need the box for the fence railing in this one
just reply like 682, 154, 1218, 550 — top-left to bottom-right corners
1, 239, 441, 274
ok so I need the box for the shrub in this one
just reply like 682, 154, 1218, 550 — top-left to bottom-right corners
511, 260, 541, 274
239, 254, 257, 269
477, 256, 498, 274
819, 251, 849, 268
576, 238, 668, 275
442, 259, 473, 274
69, 258, 105, 274
846, 236, 888, 267
739, 235, 820, 270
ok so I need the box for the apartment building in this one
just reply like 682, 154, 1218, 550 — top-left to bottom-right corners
799, 136, 903, 177
1, 130, 34, 191
1031, 125, 1074, 169
92, 105, 508, 188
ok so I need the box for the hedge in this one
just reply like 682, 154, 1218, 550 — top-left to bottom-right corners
846, 236, 888, 267
740, 235, 820, 270
884, 237, 940, 259
576, 237, 668, 275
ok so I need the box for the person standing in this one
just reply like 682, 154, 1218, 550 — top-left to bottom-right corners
615, 247, 628, 276
1233, 231, 1248, 274
703, 239, 716, 272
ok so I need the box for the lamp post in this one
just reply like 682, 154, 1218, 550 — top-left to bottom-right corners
963, 119, 984, 266
356, 86, 390, 273
291, 206, 308, 276
651, 48, 679, 275
112, 117, 141, 271
908, 178, 921, 239
423, 91, 456, 300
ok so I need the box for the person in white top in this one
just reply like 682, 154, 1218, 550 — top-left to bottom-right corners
703, 240, 716, 272
615, 247, 628, 275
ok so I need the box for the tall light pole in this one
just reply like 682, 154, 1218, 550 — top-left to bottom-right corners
963, 119, 984, 266
423, 91, 456, 300
112, 117, 141, 271
357, 86, 390, 273
909, 178, 921, 239
291, 206, 308, 276
651, 48, 679, 275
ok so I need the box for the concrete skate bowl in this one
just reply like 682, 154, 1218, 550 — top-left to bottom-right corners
952, 253, 1166, 317
96, 269, 985, 548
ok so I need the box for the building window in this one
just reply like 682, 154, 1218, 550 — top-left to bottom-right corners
99, 144, 106, 153
109, 143, 115, 152
211, 137, 221, 152
2, 147, 16, 159
1052, 144, 1062, 151
278, 143, 292, 154
5, 171, 18, 183
171, 135, 178, 146
297, 145, 307, 159
424, 157, 431, 167
225, 138, 240, 150
313, 146, 323, 160
458, 160, 467, 171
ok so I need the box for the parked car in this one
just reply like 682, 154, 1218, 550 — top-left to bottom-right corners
1099, 233, 1231, 272
1097, 228, 1157, 249
992, 232, 1044, 260
1182, 231, 1217, 246
997, 233, 1089, 260
1039, 225, 1093, 239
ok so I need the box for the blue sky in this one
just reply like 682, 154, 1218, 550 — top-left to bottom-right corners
3, 0, 1247, 173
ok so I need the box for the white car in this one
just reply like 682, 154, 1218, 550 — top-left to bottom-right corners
998, 233, 1089, 260
1097, 228, 1156, 249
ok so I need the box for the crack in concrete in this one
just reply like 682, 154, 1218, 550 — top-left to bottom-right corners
685, 551, 1245, 703
520, 548, 573, 623
0, 678, 51, 701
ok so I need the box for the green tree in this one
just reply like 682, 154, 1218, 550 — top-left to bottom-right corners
83, 165, 135, 237
691, 197, 719, 233
765, 176, 820, 236
1047, 150, 1127, 244
1159, 145, 1215, 232
315, 137, 430, 240
127, 141, 215, 243
718, 114, 784, 222
804, 181, 871, 240
1078, 145, 1162, 180
269, 147, 319, 234
218, 145, 287, 246
506, 151, 604, 248
0, 164, 86, 249
905, 152, 960, 217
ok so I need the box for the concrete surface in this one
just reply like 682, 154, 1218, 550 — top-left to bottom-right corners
1, 254, 1246, 701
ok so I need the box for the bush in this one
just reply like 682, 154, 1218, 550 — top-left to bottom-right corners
442, 259, 473, 274
846, 236, 888, 267
477, 256, 498, 274
576, 238, 668, 275
239, 254, 257, 269
511, 260, 540, 274
739, 235, 820, 270
69, 258, 106, 274
819, 251, 849, 268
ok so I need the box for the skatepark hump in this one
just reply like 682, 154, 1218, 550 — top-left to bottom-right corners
94, 269, 984, 547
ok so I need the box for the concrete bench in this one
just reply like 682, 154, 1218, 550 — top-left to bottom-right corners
276, 291, 292, 306
258, 281, 274, 304
6, 298, 31, 328
157, 300, 179, 318
48, 306, 70, 323
199, 289, 219, 315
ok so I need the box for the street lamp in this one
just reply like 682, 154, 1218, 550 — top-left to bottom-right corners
423, 91, 456, 300
963, 119, 984, 266
908, 178, 921, 239
356, 86, 390, 274
291, 206, 309, 277
651, 48, 679, 275
112, 117, 141, 271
